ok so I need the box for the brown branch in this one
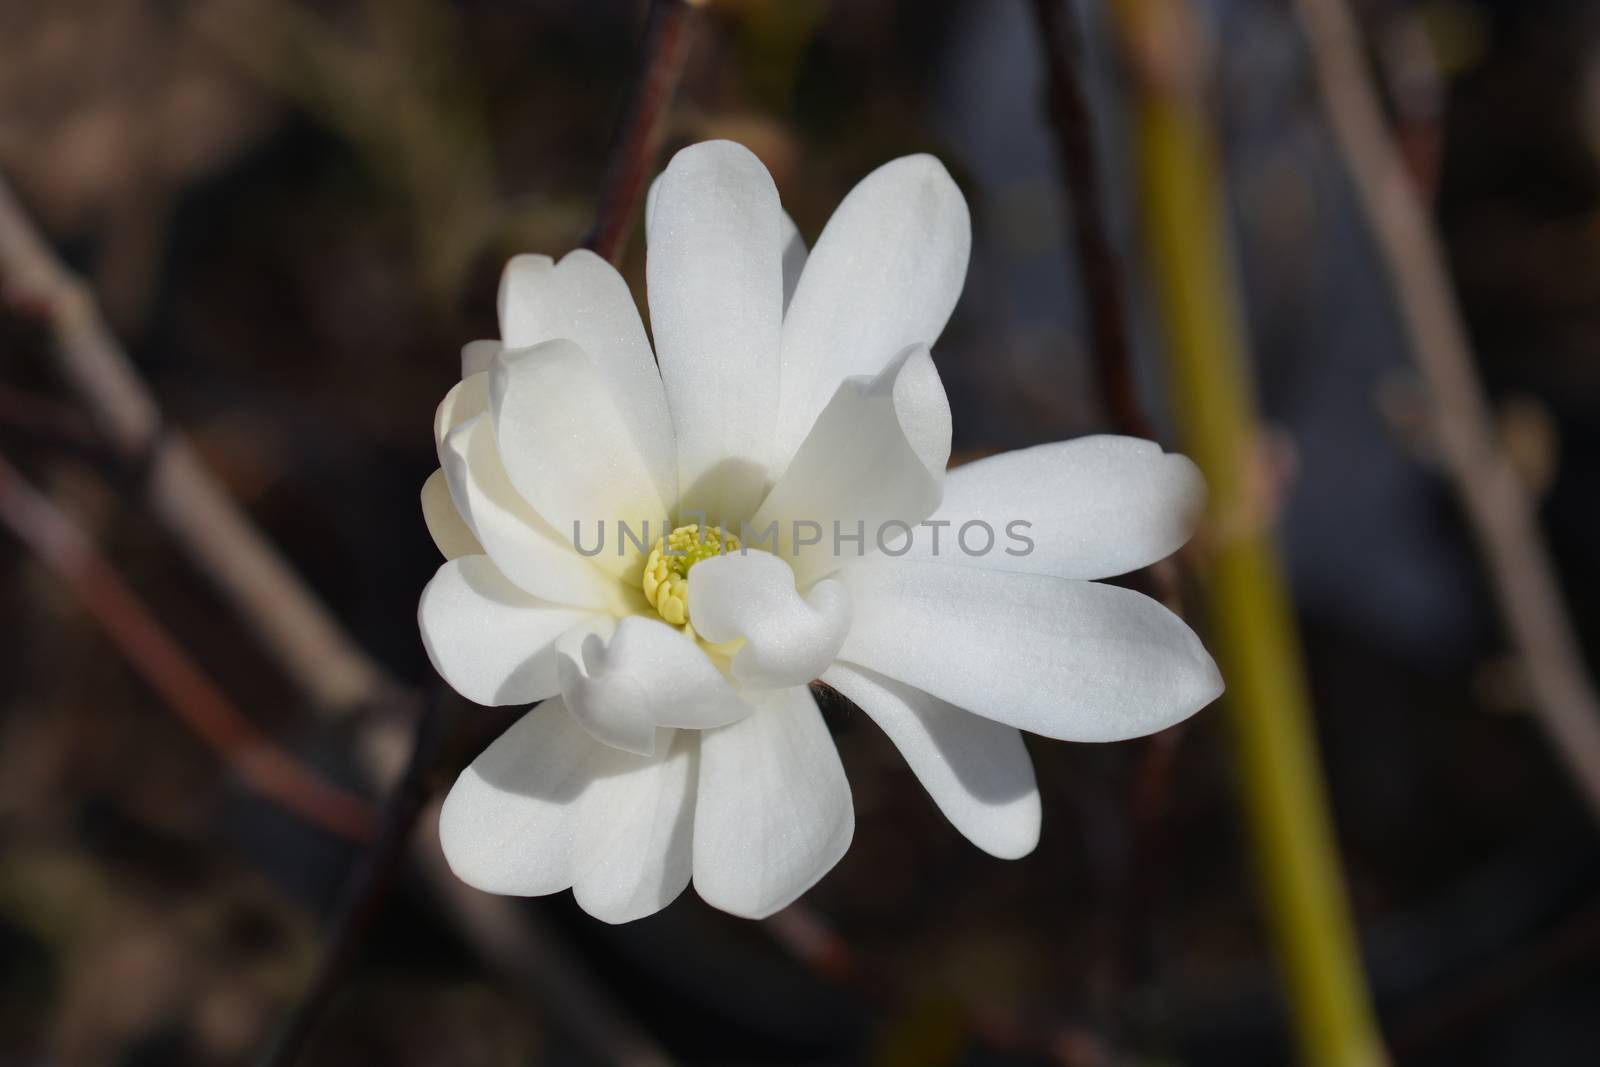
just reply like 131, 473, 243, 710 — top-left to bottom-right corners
585, 0, 703, 266
410, 797, 678, 1067
0, 171, 677, 1065
0, 174, 387, 716
1294, 0, 1600, 819
0, 450, 378, 841
1031, 0, 1152, 440
0, 383, 103, 453
260, 690, 449, 1067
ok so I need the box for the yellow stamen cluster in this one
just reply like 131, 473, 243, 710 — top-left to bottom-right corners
642, 523, 740, 627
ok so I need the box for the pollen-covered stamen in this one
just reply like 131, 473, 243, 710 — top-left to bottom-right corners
642, 523, 741, 627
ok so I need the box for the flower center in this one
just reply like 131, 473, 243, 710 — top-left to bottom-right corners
642, 523, 741, 627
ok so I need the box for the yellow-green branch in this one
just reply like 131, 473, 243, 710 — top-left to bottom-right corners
1111, 2, 1388, 1064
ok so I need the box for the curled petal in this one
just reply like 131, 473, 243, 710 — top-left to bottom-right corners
491, 340, 669, 578
440, 415, 624, 611
776, 154, 970, 470
434, 372, 488, 449
494, 252, 675, 508
421, 468, 482, 560
557, 616, 750, 756
419, 556, 603, 706
688, 551, 851, 688
752, 343, 950, 586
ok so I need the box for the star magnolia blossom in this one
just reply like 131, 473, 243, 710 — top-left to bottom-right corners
419, 140, 1222, 922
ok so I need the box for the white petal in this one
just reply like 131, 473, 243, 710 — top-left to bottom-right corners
493, 252, 675, 508
461, 339, 500, 379
779, 210, 806, 313
693, 687, 853, 918
438, 698, 598, 895
434, 372, 489, 448
838, 560, 1223, 741
440, 414, 624, 611
647, 172, 806, 312
895, 437, 1206, 580
439, 699, 696, 921
775, 155, 971, 472
421, 468, 482, 559
687, 551, 851, 688
822, 663, 1039, 859
751, 344, 949, 586
646, 141, 783, 524
557, 616, 750, 756
490, 339, 669, 577
419, 556, 603, 706
572, 728, 698, 923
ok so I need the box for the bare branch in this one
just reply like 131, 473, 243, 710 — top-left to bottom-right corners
0, 450, 378, 841
0, 176, 388, 715
585, 0, 703, 266
410, 797, 678, 1067
0, 170, 677, 1065
1031, 0, 1151, 440
1294, 0, 1600, 819
260, 691, 448, 1067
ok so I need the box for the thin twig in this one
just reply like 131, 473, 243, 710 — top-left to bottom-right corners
0, 170, 677, 1065
0, 383, 104, 454
585, 0, 703, 265
260, 688, 450, 1067
0, 450, 378, 841
1393, 889, 1600, 1051
1293, 0, 1600, 820
0, 175, 387, 716
1031, 0, 1152, 440
1110, 1, 1389, 1062
410, 797, 678, 1067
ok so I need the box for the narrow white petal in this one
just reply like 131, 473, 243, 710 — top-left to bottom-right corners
839, 560, 1223, 741
776, 155, 971, 472
647, 141, 783, 524
419, 557, 603, 706
493, 251, 675, 508
687, 551, 850, 689
557, 616, 751, 756
894, 437, 1206, 580
751, 344, 949, 586
822, 663, 1039, 859
440, 699, 696, 923
693, 686, 854, 918
490, 340, 669, 578
779, 210, 806, 313
440, 415, 624, 611
646, 170, 806, 313
572, 729, 698, 924
643, 171, 806, 316
438, 698, 598, 895
421, 468, 482, 559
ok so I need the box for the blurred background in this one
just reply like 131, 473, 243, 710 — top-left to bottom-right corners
2, 0, 1599, 1064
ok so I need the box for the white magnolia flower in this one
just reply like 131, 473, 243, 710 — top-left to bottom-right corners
419, 140, 1222, 922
